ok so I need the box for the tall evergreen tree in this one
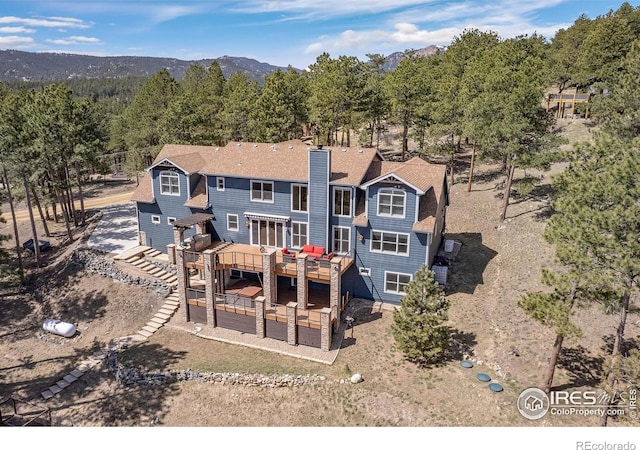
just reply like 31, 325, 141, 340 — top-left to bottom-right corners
391, 265, 450, 365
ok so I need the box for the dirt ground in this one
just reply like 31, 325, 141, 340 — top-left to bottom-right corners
1, 122, 638, 429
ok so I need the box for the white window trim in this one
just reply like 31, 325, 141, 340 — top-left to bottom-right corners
384, 271, 412, 295
250, 219, 285, 247
227, 213, 239, 231
217, 177, 225, 192
167, 216, 176, 226
377, 188, 406, 218
291, 184, 308, 213
332, 225, 351, 255
250, 179, 274, 203
151, 215, 161, 224
359, 267, 371, 276
370, 229, 410, 256
291, 221, 308, 249
159, 171, 180, 196
333, 187, 352, 217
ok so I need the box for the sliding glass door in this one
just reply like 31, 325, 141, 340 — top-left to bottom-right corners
251, 219, 284, 248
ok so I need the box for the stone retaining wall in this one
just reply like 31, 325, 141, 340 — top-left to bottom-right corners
106, 350, 325, 388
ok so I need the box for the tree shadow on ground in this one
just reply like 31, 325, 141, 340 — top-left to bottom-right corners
49, 342, 187, 426
554, 345, 605, 390
601, 334, 640, 356
447, 329, 478, 361
339, 299, 383, 350
443, 232, 498, 295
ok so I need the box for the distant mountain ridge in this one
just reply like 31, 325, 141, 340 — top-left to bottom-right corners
0, 46, 443, 82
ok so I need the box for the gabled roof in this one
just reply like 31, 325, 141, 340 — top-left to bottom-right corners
148, 152, 205, 175
360, 157, 441, 194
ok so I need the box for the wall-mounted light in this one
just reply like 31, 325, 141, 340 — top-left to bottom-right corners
358, 233, 364, 242
245, 220, 250, 227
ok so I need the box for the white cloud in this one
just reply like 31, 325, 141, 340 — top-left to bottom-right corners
0, 26, 36, 34
231, 0, 438, 18
0, 35, 35, 46
46, 36, 101, 45
0, 16, 90, 28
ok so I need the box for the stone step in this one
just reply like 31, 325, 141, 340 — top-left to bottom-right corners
145, 250, 162, 257
158, 272, 175, 281
159, 308, 175, 316
147, 268, 165, 277
130, 258, 147, 267
161, 303, 178, 311
164, 299, 179, 306
137, 329, 153, 338
41, 390, 54, 400
142, 325, 159, 334
155, 312, 171, 320
137, 262, 153, 270
56, 379, 70, 389
150, 316, 166, 325
145, 321, 162, 329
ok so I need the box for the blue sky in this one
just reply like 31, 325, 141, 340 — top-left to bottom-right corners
0, 1, 637, 69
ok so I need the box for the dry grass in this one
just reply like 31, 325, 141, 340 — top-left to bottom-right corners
1, 121, 638, 428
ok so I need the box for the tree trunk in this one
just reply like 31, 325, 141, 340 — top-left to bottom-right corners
22, 174, 41, 267
450, 153, 455, 189
74, 161, 86, 226
65, 168, 77, 227
543, 282, 578, 394
600, 289, 631, 427
31, 185, 50, 237
500, 164, 516, 222
2, 166, 23, 279
55, 187, 74, 243
467, 143, 476, 193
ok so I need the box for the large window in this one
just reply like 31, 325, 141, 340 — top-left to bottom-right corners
378, 188, 405, 217
334, 187, 351, 216
160, 171, 180, 196
333, 226, 351, 254
251, 180, 274, 202
291, 222, 308, 248
292, 184, 308, 212
251, 219, 284, 247
370, 230, 409, 255
384, 272, 412, 294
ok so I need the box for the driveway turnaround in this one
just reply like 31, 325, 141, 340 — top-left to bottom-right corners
87, 202, 139, 254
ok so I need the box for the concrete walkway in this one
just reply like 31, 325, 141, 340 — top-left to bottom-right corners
87, 202, 139, 254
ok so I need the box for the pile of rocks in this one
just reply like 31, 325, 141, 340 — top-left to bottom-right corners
71, 249, 171, 295
106, 350, 325, 388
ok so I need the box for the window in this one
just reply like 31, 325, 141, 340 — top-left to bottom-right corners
291, 222, 308, 248
160, 171, 180, 196
333, 226, 351, 254
251, 180, 274, 202
151, 215, 160, 224
251, 219, 284, 247
371, 230, 409, 255
167, 217, 176, 225
385, 272, 412, 294
292, 184, 308, 212
227, 214, 239, 231
334, 188, 351, 216
359, 267, 371, 276
378, 188, 405, 217
217, 177, 225, 191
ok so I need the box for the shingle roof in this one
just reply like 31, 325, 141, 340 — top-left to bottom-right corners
130, 172, 155, 203
184, 176, 208, 209
361, 156, 440, 193
150, 140, 380, 185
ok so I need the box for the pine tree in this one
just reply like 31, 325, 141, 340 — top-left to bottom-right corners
391, 265, 450, 365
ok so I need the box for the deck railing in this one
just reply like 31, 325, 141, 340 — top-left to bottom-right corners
214, 293, 256, 310
215, 251, 263, 272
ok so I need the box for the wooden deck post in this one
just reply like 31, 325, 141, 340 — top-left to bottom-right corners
286, 302, 298, 346
203, 249, 217, 328
329, 257, 341, 329
255, 296, 266, 338
296, 253, 308, 310
320, 307, 332, 351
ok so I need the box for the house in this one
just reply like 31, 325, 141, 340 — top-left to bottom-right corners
131, 139, 449, 350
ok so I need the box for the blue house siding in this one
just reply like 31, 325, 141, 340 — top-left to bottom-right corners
308, 149, 330, 249
138, 167, 199, 252
206, 176, 309, 249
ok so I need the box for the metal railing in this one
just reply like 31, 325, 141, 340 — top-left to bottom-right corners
214, 293, 256, 310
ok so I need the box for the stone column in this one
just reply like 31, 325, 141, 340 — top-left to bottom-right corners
203, 249, 216, 329
329, 258, 341, 329
296, 253, 308, 310
320, 307, 332, 351
166, 244, 176, 265
262, 248, 277, 305
195, 222, 206, 235
173, 228, 185, 246
174, 247, 188, 323
255, 296, 266, 338
286, 302, 298, 346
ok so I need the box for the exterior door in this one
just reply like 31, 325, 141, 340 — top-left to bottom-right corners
251, 219, 284, 247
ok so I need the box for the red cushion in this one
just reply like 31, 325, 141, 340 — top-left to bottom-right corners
325, 252, 334, 260
302, 244, 314, 254
282, 248, 289, 254
314, 246, 325, 255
